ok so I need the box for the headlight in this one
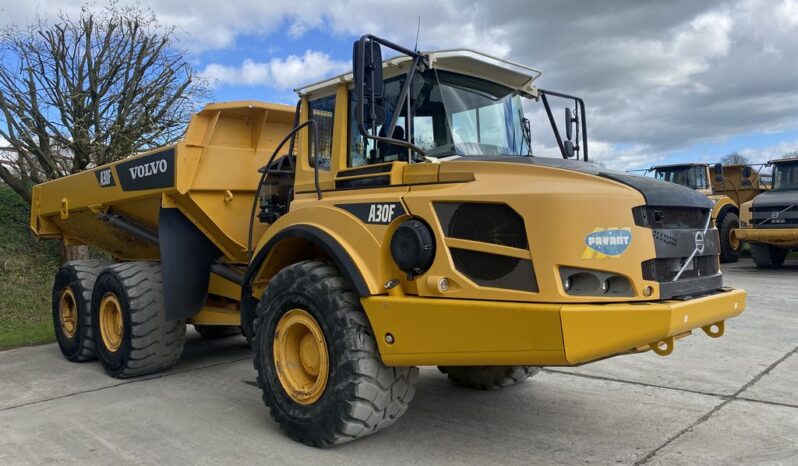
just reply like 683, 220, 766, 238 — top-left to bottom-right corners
390, 219, 435, 278
559, 267, 633, 297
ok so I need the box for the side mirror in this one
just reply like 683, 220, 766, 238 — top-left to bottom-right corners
743, 166, 753, 178
564, 140, 575, 158
353, 37, 385, 128
713, 163, 724, 182
565, 108, 575, 141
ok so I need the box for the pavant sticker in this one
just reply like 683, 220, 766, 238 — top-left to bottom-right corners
582, 228, 632, 259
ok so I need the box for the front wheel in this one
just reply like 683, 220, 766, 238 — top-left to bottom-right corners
438, 365, 539, 390
750, 243, 788, 268
253, 261, 418, 447
718, 212, 741, 263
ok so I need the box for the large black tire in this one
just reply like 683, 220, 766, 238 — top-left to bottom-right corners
194, 324, 241, 339
91, 262, 186, 378
718, 212, 741, 263
253, 260, 418, 447
750, 243, 788, 268
438, 365, 539, 390
51, 260, 109, 362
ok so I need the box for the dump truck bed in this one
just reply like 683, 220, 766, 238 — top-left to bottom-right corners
31, 101, 295, 264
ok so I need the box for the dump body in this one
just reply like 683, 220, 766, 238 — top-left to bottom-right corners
31, 101, 294, 264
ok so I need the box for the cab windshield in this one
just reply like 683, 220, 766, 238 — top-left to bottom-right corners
772, 161, 798, 190
349, 69, 528, 167
653, 165, 709, 190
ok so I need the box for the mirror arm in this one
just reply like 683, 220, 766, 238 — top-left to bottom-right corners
354, 37, 427, 158
578, 96, 588, 161
540, 91, 567, 159
540, 89, 589, 161
361, 34, 426, 62
384, 55, 420, 149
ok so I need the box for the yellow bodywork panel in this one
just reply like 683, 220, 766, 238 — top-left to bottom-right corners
30, 101, 295, 263
708, 195, 737, 220
362, 289, 745, 366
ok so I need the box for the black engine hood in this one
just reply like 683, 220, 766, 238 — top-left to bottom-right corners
449, 156, 712, 209
752, 189, 798, 208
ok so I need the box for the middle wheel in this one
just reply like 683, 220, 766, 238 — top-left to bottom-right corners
91, 261, 186, 378
253, 260, 418, 447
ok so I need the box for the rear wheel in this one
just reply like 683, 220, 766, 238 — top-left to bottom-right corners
51, 260, 109, 361
438, 365, 539, 390
254, 260, 418, 447
91, 262, 186, 378
750, 243, 788, 268
194, 325, 241, 339
718, 212, 741, 263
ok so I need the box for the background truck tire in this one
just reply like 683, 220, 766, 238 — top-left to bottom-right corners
253, 260, 418, 447
193, 324, 241, 339
438, 365, 539, 390
750, 243, 788, 268
51, 260, 109, 362
91, 262, 186, 378
718, 212, 741, 263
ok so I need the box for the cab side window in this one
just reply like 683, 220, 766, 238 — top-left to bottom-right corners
308, 95, 335, 170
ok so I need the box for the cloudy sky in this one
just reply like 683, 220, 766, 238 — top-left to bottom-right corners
2, 0, 797, 169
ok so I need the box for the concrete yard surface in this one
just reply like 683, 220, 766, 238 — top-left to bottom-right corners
0, 259, 796, 465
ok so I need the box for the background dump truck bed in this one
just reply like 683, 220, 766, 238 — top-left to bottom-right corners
30, 101, 295, 265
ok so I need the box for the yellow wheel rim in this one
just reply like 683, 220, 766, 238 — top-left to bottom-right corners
99, 293, 124, 353
59, 288, 78, 339
273, 309, 329, 405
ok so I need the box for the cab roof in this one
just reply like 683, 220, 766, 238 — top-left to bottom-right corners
650, 162, 708, 169
295, 49, 543, 98
770, 157, 798, 165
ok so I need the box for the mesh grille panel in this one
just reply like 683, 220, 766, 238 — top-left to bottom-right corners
308, 95, 335, 169
633, 206, 708, 229
436, 203, 528, 249
450, 248, 538, 292
642, 256, 718, 282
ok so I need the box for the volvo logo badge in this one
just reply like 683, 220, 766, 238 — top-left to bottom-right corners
694, 231, 705, 254
772, 212, 780, 219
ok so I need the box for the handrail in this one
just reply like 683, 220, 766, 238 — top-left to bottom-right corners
246, 118, 319, 259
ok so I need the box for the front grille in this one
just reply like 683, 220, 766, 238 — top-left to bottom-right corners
642, 256, 718, 282
751, 205, 798, 227
633, 206, 708, 229
450, 248, 538, 292
435, 202, 528, 249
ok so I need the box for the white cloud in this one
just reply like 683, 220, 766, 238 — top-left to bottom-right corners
200, 50, 349, 90
740, 138, 798, 164
5, 1, 798, 169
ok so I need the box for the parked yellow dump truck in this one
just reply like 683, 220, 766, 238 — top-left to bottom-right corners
648, 162, 766, 262
31, 35, 746, 446
735, 157, 798, 267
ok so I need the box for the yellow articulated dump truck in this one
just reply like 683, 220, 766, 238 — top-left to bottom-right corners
647, 162, 766, 263
735, 157, 798, 268
31, 35, 746, 446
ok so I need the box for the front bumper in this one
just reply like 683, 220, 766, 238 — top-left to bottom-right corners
733, 227, 798, 248
362, 289, 746, 366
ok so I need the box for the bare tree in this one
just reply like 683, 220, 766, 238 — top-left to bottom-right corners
0, 3, 208, 203
779, 150, 798, 160
720, 152, 750, 166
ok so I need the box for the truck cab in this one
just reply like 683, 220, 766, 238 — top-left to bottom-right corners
736, 157, 798, 267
